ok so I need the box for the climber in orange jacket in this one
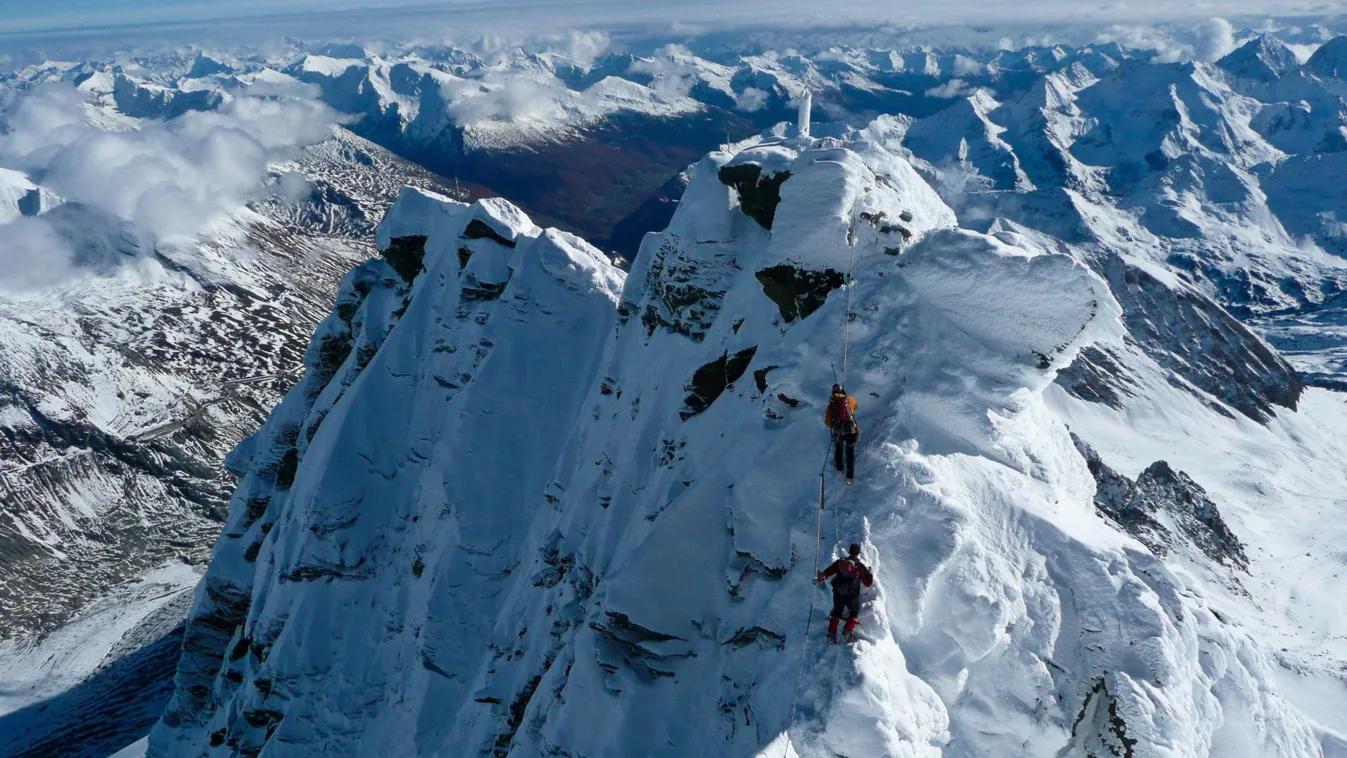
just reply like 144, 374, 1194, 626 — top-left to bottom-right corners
824, 383, 859, 483
816, 543, 873, 644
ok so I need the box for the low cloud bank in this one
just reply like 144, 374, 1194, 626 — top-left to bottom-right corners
0, 82, 339, 294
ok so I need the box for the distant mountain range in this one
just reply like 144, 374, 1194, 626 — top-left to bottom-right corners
4, 29, 1347, 757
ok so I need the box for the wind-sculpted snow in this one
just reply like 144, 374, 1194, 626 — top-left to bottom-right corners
150, 130, 1336, 757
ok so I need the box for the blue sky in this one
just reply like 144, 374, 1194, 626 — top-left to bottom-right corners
0, 0, 447, 33
3, 0, 1346, 40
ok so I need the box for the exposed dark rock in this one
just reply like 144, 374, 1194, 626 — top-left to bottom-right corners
461, 218, 517, 248
755, 265, 845, 322
752, 365, 779, 394
462, 278, 509, 302
723, 626, 786, 650
457, 247, 473, 268
274, 449, 299, 490
1057, 346, 1135, 408
718, 164, 790, 230
1136, 461, 1247, 569
1074, 435, 1169, 554
860, 210, 914, 243
382, 235, 428, 283
493, 674, 543, 757
1099, 255, 1302, 423
638, 233, 730, 341
1075, 435, 1248, 569
682, 347, 758, 420
1065, 678, 1138, 758
161, 581, 252, 729
777, 393, 800, 408
591, 612, 688, 653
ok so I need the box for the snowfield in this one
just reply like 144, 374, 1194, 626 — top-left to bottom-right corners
147, 119, 1347, 757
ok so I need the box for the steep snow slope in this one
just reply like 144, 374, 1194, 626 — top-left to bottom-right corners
150, 128, 1341, 757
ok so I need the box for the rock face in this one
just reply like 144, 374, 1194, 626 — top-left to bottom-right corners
755, 265, 845, 323
1074, 436, 1249, 569
1058, 255, 1305, 423
152, 188, 624, 757
719, 164, 791, 230
1217, 34, 1301, 82
149, 130, 1328, 758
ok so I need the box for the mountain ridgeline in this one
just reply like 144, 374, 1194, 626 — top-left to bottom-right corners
148, 123, 1330, 758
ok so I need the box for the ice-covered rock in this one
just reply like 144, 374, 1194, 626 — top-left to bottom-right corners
148, 127, 1337, 757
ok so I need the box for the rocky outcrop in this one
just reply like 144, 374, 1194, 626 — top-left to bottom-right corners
719, 164, 790, 230
381, 234, 427, 283
632, 232, 733, 342
1075, 435, 1248, 569
1069, 256, 1304, 423
754, 265, 844, 323
682, 347, 758, 419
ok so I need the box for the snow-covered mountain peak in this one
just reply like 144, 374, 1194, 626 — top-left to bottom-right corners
146, 126, 1333, 757
1304, 35, 1347, 80
1217, 33, 1301, 82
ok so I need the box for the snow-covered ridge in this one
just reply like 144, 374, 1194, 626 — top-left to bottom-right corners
149, 125, 1345, 756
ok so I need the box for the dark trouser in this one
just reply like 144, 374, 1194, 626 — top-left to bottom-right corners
828, 593, 862, 636
833, 430, 858, 479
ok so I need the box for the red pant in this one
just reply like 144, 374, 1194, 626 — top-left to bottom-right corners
828, 593, 861, 635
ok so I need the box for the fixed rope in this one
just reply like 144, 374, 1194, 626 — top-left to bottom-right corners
783, 436, 835, 757
834, 197, 863, 549
783, 196, 867, 757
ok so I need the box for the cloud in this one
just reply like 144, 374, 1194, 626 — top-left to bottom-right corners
438, 72, 573, 124
1194, 17, 1237, 61
0, 83, 339, 294
951, 55, 983, 77
1095, 17, 1239, 63
926, 79, 978, 99
0, 215, 84, 292
736, 86, 770, 112
629, 44, 703, 100
469, 28, 611, 67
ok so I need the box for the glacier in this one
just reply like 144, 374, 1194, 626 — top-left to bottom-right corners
146, 120, 1346, 757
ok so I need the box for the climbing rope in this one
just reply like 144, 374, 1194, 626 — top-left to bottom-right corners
783, 436, 835, 756
782, 196, 867, 757
834, 197, 863, 549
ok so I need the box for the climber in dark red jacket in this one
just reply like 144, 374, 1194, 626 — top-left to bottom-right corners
816, 543, 873, 644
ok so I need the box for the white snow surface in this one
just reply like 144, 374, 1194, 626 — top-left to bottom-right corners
148, 128, 1347, 757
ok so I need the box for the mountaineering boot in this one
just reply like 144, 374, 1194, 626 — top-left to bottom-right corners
826, 633, 839, 646
847, 476, 854, 485
842, 632, 855, 645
